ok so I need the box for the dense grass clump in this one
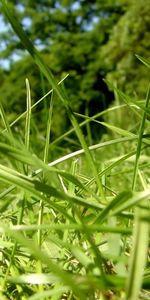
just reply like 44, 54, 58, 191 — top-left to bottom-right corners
0, 1, 150, 299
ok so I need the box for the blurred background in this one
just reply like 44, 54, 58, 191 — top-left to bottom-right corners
0, 0, 150, 146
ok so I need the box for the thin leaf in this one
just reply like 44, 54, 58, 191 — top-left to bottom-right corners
136, 54, 150, 69
25, 78, 31, 151
1, 0, 105, 199
132, 84, 150, 190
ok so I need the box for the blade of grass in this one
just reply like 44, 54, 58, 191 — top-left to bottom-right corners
0, 164, 105, 211
0, 225, 86, 299
53, 104, 127, 145
7, 223, 132, 235
1, 0, 105, 200
2, 80, 32, 289
96, 121, 135, 137
38, 91, 53, 247
1, 0, 65, 104
29, 287, 68, 300
94, 188, 150, 223
0, 101, 23, 173
0, 101, 13, 136
43, 91, 53, 164
77, 148, 141, 197
25, 78, 31, 152
126, 208, 149, 300
46, 137, 138, 168
104, 79, 142, 120
126, 84, 150, 299
0, 136, 141, 201
37, 91, 53, 290
0, 74, 69, 136
0, 141, 87, 192
136, 54, 150, 69
73, 113, 137, 138
132, 85, 150, 190
28, 287, 68, 300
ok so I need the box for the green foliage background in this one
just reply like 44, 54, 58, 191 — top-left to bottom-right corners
0, 0, 150, 139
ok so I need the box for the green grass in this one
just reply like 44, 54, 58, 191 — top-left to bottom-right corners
0, 1, 150, 299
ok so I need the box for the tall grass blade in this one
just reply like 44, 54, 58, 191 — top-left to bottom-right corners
0, 101, 13, 136
132, 84, 150, 190
25, 78, 31, 152
0, 75, 68, 135
126, 84, 150, 299
37, 89, 53, 284
1, 0, 105, 199
126, 209, 149, 300
0, 164, 104, 211
0, 225, 86, 299
43, 91, 53, 164
136, 54, 150, 69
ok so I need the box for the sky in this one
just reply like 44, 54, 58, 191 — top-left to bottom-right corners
0, 15, 7, 31
0, 15, 10, 68
0, 15, 25, 69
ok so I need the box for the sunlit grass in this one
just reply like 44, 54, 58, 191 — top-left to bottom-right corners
0, 1, 149, 299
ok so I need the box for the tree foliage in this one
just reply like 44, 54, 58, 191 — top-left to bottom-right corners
0, 0, 150, 140
100, 0, 150, 98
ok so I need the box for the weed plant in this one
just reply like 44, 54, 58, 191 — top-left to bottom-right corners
0, 1, 149, 299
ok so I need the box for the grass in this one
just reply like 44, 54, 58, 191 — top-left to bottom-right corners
0, 1, 150, 299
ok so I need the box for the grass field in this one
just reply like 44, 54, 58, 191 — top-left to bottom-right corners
0, 1, 150, 299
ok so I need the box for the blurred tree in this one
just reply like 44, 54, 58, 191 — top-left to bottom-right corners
100, 0, 150, 98
1, 0, 143, 142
